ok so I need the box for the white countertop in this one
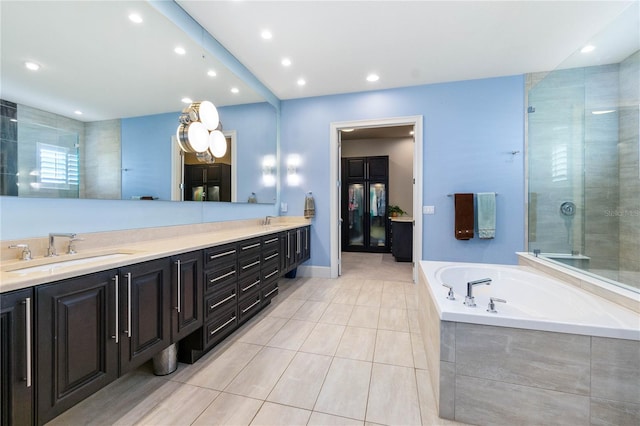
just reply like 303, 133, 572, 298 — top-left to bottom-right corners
390, 216, 413, 222
1, 222, 307, 293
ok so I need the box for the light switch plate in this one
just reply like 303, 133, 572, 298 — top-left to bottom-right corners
281, 202, 288, 213
423, 205, 435, 215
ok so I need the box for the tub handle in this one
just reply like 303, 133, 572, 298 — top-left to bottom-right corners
487, 297, 507, 313
442, 283, 456, 300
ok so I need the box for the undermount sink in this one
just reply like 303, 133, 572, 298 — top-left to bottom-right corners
5, 252, 135, 275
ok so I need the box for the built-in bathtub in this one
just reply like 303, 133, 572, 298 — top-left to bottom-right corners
417, 261, 640, 426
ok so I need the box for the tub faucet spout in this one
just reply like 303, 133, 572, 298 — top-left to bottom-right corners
465, 278, 491, 307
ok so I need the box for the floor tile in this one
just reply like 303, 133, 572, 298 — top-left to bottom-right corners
250, 402, 311, 426
411, 332, 428, 370
267, 352, 332, 409
366, 363, 421, 425
355, 288, 382, 308
291, 300, 329, 321
308, 286, 339, 302
377, 307, 410, 332
319, 303, 354, 325
332, 288, 361, 305
314, 358, 372, 420
266, 318, 316, 350
380, 290, 407, 308
308, 411, 364, 426
135, 383, 219, 425
408, 309, 421, 334
192, 392, 262, 426
348, 305, 379, 329
225, 346, 296, 399
300, 323, 346, 356
236, 316, 288, 346
335, 326, 377, 362
266, 297, 306, 318
373, 329, 414, 367
186, 342, 263, 391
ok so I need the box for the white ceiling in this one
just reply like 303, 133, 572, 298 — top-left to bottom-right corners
178, 0, 638, 100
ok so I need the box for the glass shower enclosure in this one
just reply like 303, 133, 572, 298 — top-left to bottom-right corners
526, 4, 639, 291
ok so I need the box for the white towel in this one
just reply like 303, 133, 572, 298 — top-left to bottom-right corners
477, 192, 496, 239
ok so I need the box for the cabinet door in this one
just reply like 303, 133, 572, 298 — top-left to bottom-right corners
119, 259, 171, 374
36, 270, 118, 424
1, 288, 34, 426
171, 251, 203, 341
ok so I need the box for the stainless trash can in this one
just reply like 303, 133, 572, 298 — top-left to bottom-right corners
152, 343, 177, 376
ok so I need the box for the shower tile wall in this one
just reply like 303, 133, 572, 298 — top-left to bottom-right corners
528, 65, 622, 276
0, 99, 18, 196
84, 119, 121, 199
618, 51, 640, 286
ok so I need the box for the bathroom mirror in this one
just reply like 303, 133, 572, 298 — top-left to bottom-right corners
0, 0, 278, 204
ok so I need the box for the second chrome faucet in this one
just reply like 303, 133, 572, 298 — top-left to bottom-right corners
464, 278, 492, 307
47, 233, 77, 257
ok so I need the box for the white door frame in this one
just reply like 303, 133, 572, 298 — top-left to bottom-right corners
329, 115, 423, 281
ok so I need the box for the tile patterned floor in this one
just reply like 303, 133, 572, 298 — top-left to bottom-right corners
47, 253, 467, 426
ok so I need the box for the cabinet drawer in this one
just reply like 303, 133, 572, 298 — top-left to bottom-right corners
205, 263, 237, 293
262, 234, 280, 250
205, 306, 238, 347
204, 243, 237, 269
238, 238, 261, 256
205, 281, 237, 320
238, 289, 262, 323
261, 280, 279, 304
262, 245, 280, 264
261, 261, 280, 285
238, 252, 261, 278
238, 273, 261, 299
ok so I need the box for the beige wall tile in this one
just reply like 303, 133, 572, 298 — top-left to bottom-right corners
590, 398, 640, 426
592, 337, 640, 404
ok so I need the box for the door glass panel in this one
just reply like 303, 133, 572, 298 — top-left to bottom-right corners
348, 184, 364, 246
369, 183, 386, 248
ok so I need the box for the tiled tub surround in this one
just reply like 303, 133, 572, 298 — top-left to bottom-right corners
0, 217, 309, 292
418, 261, 640, 425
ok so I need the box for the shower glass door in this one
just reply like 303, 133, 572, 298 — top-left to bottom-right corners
369, 183, 387, 248
347, 183, 364, 247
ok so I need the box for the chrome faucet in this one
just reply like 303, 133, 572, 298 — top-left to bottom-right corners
263, 216, 275, 226
464, 278, 492, 307
8, 244, 32, 261
47, 233, 76, 257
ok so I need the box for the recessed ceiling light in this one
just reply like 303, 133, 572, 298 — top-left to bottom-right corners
409, 130, 415, 135
342, 128, 355, 132
366, 73, 380, 82
581, 45, 595, 53
181, 97, 193, 104
282, 58, 292, 67
231, 87, 239, 94
174, 46, 186, 55
207, 70, 217, 77
74, 110, 83, 115
25, 61, 40, 71
297, 78, 306, 86
128, 13, 143, 24
261, 30, 273, 40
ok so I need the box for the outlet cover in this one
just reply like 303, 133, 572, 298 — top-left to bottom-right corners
281, 202, 288, 213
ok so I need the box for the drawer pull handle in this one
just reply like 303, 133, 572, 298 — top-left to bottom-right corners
112, 275, 119, 344
24, 297, 32, 388
210, 249, 236, 259
242, 280, 260, 292
210, 293, 236, 310
241, 299, 261, 313
265, 270, 279, 280
241, 260, 260, 270
210, 270, 236, 283
264, 253, 278, 261
242, 243, 261, 250
210, 316, 237, 336
264, 237, 278, 244
264, 287, 278, 298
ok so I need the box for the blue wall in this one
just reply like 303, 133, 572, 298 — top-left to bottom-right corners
280, 75, 525, 267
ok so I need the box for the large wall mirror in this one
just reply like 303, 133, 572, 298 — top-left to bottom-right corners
0, 1, 278, 204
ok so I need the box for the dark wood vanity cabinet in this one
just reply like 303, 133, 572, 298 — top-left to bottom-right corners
171, 251, 203, 342
36, 270, 119, 425
1, 288, 34, 426
237, 238, 263, 323
261, 234, 281, 305
118, 259, 171, 375
281, 226, 311, 276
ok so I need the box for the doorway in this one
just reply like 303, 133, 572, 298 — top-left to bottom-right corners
329, 116, 423, 282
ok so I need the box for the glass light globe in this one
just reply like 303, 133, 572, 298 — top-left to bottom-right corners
208, 130, 227, 157
198, 101, 219, 131
187, 122, 209, 152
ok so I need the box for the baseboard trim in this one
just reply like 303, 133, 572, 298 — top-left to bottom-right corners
297, 265, 332, 278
